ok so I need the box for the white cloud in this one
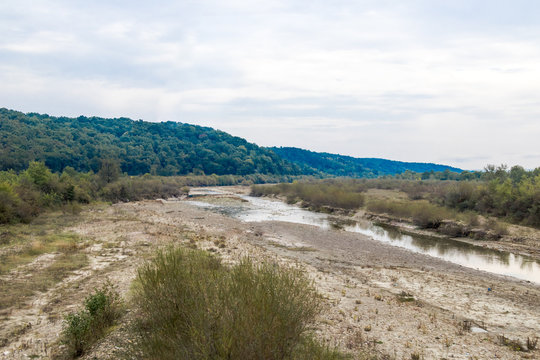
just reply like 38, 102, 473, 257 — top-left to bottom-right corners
1, 0, 540, 169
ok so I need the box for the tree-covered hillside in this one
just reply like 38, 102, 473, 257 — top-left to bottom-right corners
270, 147, 462, 178
0, 109, 300, 176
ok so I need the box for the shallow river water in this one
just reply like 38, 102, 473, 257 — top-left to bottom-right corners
187, 191, 540, 284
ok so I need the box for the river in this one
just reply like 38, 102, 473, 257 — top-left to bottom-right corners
187, 189, 540, 284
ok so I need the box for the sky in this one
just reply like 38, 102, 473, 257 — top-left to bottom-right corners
1, 0, 540, 170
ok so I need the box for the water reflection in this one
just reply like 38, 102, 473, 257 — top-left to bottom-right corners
345, 220, 540, 284
187, 194, 540, 284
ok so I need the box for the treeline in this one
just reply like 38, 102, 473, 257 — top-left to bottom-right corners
0, 161, 301, 224
369, 165, 540, 226
270, 146, 463, 178
0, 108, 300, 176
252, 165, 540, 227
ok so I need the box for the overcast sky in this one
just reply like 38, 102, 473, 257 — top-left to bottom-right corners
2, 0, 540, 170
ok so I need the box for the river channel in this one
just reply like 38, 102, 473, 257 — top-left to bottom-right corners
187, 189, 540, 285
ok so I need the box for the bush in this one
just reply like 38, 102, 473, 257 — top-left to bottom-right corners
485, 218, 509, 237
252, 181, 365, 211
0, 183, 20, 223
99, 177, 184, 202
133, 247, 343, 360
367, 199, 452, 229
61, 282, 121, 357
438, 221, 469, 237
411, 203, 447, 229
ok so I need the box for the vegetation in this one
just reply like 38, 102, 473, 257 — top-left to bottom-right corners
61, 282, 122, 357
1, 108, 467, 180
252, 165, 540, 229
0, 108, 300, 176
0, 210, 90, 310
0, 251, 88, 310
0, 160, 304, 225
366, 199, 452, 229
369, 166, 540, 227
133, 247, 348, 360
252, 179, 365, 211
270, 147, 463, 178
0, 161, 182, 224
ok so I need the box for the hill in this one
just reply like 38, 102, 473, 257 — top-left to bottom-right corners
0, 108, 300, 176
269, 147, 462, 178
0, 108, 462, 178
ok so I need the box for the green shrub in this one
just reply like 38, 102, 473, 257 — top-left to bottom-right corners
411, 203, 447, 229
63, 311, 92, 357
252, 181, 365, 211
133, 247, 343, 360
367, 199, 452, 229
0, 183, 20, 223
61, 282, 121, 357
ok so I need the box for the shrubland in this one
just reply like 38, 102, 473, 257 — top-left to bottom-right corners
0, 161, 302, 224
252, 165, 540, 229
131, 247, 348, 359
251, 179, 365, 211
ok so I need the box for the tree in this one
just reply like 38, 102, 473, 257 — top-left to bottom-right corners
509, 165, 526, 184
98, 159, 120, 184
23, 161, 56, 192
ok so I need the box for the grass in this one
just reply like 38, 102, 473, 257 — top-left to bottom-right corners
396, 291, 415, 303
497, 334, 539, 352
132, 246, 350, 360
0, 210, 86, 274
0, 210, 90, 310
498, 334, 527, 352
0, 252, 88, 310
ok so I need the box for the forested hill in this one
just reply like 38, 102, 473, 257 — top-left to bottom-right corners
0, 108, 300, 176
269, 147, 463, 178
0, 108, 462, 177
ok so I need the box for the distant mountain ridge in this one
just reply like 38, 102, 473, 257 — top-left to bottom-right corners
0, 108, 461, 177
269, 147, 462, 178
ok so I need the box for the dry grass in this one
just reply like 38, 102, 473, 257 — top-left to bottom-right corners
364, 188, 409, 201
0, 210, 91, 310
0, 252, 88, 310
0, 232, 84, 274
0, 210, 87, 273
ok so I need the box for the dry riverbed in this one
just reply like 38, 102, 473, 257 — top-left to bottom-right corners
0, 187, 539, 359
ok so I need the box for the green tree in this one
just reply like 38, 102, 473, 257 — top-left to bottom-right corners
98, 159, 120, 184
509, 165, 526, 184
23, 161, 56, 193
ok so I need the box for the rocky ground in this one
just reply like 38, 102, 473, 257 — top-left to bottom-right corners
0, 186, 539, 359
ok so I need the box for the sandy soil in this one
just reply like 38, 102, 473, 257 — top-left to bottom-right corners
0, 187, 539, 359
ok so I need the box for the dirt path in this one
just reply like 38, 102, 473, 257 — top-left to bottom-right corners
0, 189, 539, 359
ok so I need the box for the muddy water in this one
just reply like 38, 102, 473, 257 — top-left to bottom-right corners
187, 192, 540, 284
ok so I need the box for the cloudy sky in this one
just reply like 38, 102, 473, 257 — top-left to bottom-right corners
2, 0, 540, 170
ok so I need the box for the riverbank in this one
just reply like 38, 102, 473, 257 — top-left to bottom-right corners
359, 210, 540, 264
251, 183, 540, 263
186, 188, 540, 359
0, 187, 538, 359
